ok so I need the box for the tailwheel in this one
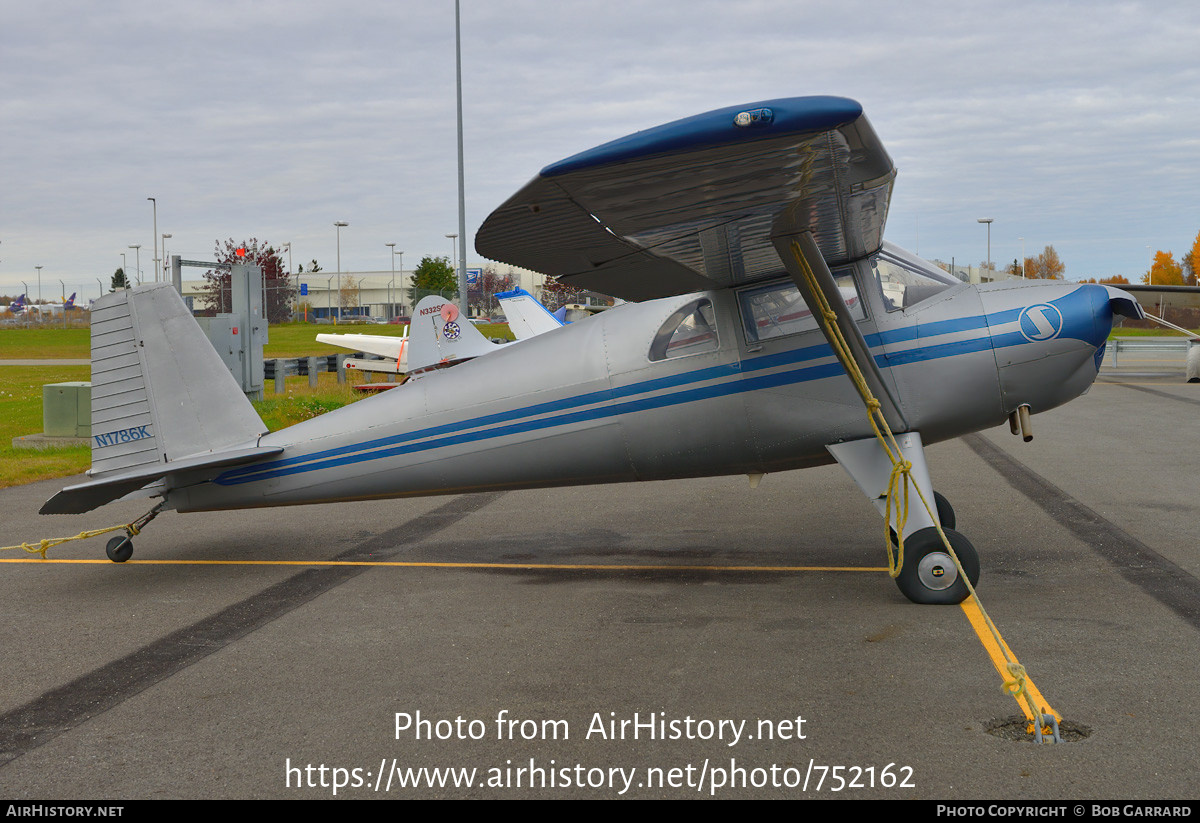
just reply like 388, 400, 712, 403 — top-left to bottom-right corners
894, 526, 979, 605
106, 534, 133, 563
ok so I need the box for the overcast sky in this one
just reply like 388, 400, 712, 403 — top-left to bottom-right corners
2, 0, 1198, 299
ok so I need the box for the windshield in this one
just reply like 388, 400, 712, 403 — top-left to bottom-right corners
872, 242, 959, 312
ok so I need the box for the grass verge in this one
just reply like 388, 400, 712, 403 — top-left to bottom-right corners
0, 367, 371, 489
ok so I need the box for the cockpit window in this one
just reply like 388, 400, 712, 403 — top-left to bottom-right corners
649, 299, 719, 361
872, 244, 959, 312
738, 271, 863, 344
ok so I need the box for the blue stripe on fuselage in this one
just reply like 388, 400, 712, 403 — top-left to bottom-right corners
215, 289, 1098, 486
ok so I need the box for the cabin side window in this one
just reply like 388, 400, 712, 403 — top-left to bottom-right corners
737, 272, 863, 344
871, 248, 959, 312
648, 299, 719, 361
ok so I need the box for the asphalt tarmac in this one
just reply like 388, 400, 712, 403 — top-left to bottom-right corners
1, 373, 1197, 799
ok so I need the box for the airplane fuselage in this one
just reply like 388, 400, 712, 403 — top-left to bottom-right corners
168, 252, 1119, 513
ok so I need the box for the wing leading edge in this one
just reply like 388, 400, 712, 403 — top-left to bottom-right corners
476, 96, 894, 301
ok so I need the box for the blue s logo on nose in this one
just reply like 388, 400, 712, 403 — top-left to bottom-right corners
1018, 304, 1064, 342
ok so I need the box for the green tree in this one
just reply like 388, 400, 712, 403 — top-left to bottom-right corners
110, 267, 128, 292
408, 255, 457, 302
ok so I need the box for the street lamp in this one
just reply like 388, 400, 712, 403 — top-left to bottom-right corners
129, 245, 142, 285
977, 218, 993, 275
445, 234, 457, 273
161, 233, 172, 282
35, 265, 42, 304
1018, 237, 1026, 278
385, 243, 396, 320
281, 242, 293, 318
326, 275, 335, 320
148, 197, 158, 282
334, 221, 349, 323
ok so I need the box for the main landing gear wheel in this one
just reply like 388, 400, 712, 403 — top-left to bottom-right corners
933, 491, 955, 530
889, 490, 955, 544
106, 534, 133, 563
894, 526, 979, 605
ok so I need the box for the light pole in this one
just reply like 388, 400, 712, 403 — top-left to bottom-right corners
129, 245, 141, 285
96, 278, 103, 300
59, 279, 66, 327
446, 234, 457, 273
386, 243, 396, 320
1018, 236, 1026, 278
454, 0, 468, 318
326, 275, 335, 320
334, 221, 349, 323
977, 218, 993, 275
148, 197, 158, 282
35, 265, 42, 305
282, 242, 293, 318
161, 233, 172, 282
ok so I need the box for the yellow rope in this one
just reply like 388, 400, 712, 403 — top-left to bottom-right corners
787, 240, 1057, 733
2, 523, 137, 559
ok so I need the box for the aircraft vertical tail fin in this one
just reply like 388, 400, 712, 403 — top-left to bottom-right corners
41, 283, 278, 514
406, 295, 504, 375
495, 287, 563, 340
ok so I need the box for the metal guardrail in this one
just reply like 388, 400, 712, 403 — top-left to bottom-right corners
1104, 338, 1195, 369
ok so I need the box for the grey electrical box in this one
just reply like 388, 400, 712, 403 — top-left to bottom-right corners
200, 264, 268, 399
43, 382, 91, 438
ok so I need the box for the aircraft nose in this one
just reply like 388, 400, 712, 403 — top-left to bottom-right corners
982, 282, 1142, 415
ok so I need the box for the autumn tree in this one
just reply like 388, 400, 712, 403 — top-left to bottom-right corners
1143, 250, 1183, 286
1184, 230, 1200, 286
538, 276, 590, 312
408, 255, 457, 303
468, 267, 515, 316
201, 238, 292, 322
1024, 246, 1065, 280
340, 274, 360, 314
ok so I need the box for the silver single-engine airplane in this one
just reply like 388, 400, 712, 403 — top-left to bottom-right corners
44, 95, 1142, 603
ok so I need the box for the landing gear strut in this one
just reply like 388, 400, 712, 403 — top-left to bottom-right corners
828, 433, 981, 605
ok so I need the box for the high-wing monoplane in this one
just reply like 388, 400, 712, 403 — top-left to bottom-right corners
43, 96, 1142, 604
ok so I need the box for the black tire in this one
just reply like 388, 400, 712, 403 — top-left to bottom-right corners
934, 491, 956, 530
888, 490, 956, 546
106, 535, 133, 563
894, 526, 979, 605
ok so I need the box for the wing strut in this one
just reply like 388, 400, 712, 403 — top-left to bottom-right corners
770, 231, 909, 433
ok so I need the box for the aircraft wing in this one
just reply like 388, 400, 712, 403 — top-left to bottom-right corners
476, 96, 894, 301
1117, 284, 1200, 311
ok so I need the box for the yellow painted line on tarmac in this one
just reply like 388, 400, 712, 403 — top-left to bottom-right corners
1, 557, 890, 572
960, 594, 1060, 723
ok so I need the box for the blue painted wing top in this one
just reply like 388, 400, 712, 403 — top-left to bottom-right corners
476, 96, 894, 301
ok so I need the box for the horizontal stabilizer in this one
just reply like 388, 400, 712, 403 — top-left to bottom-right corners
318, 332, 409, 370
40, 445, 283, 514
